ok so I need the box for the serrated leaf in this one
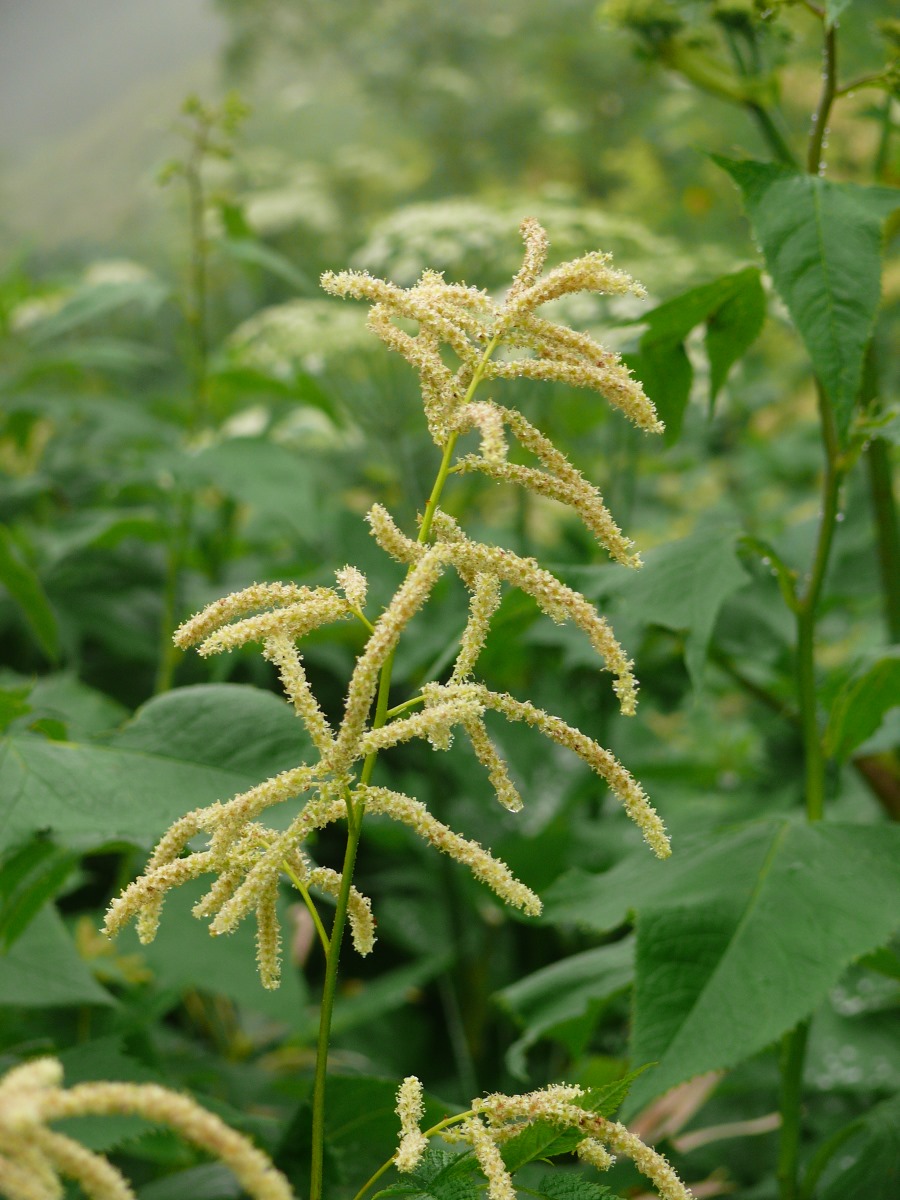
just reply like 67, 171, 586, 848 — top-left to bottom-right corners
496, 939, 634, 1077
375, 1147, 483, 1200
533, 1174, 620, 1200
0, 905, 114, 1006
714, 158, 900, 437
824, 651, 900, 760
0, 524, 60, 661
620, 821, 900, 1113
0, 684, 311, 852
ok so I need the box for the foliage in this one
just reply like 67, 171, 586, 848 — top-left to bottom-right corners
0, 2, 898, 1199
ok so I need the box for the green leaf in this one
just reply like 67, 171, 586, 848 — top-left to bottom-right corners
138, 1165, 242, 1200
579, 526, 748, 687
635, 268, 765, 441
57, 1037, 161, 1152
222, 237, 316, 295
824, 0, 854, 28
818, 1093, 900, 1200
496, 939, 634, 1078
24, 276, 170, 344
533, 1175, 620, 1200
375, 1148, 483, 1200
619, 820, 900, 1113
0, 684, 311, 853
114, 877, 308, 1025
0, 835, 76, 947
0, 685, 31, 733
824, 650, 900, 760
500, 1073, 647, 1173
182, 439, 318, 539
138, 1164, 242, 1200
0, 524, 60, 661
630, 341, 692, 445
0, 905, 114, 1006
714, 158, 900, 437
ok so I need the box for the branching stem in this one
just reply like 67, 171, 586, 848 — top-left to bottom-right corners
308, 337, 500, 1200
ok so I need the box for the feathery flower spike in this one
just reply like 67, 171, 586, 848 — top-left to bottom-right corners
394, 1077, 428, 1173
0, 1059, 296, 1200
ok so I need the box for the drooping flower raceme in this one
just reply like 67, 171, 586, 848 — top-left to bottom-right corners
104, 219, 667, 987
0, 1058, 295, 1200
391, 1079, 694, 1200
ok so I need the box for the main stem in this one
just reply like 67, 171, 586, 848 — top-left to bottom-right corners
307, 336, 500, 1200
778, 392, 843, 1199
778, 14, 844, 1190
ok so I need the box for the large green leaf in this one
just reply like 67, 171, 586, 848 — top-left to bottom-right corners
543, 820, 900, 1109
0, 684, 311, 853
0, 524, 60, 661
0, 905, 114, 1007
542, 820, 779, 934
495, 939, 634, 1078
715, 158, 900, 436
570, 821, 900, 1113
181, 439, 318, 539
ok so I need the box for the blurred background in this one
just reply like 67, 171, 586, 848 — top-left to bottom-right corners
0, 2, 897, 1198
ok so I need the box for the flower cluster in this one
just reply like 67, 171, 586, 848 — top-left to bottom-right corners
392, 1078, 693, 1200
105, 219, 668, 987
0, 1058, 295, 1200
322, 215, 662, 447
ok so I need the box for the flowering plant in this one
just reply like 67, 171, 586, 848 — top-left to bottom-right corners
94, 220, 691, 1200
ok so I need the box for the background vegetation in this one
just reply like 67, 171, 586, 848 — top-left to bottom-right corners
0, 2, 897, 1198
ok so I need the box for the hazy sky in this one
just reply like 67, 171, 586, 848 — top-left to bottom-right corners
0, 0, 223, 153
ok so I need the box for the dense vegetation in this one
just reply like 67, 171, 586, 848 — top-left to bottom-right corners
0, 2, 898, 1199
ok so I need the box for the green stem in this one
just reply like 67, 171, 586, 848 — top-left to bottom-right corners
282, 859, 330, 957
746, 101, 799, 167
807, 23, 837, 175
777, 1021, 810, 1200
308, 790, 364, 1200
866, 437, 900, 643
874, 92, 894, 182
154, 492, 192, 694
795, 388, 843, 826
308, 336, 500, 1200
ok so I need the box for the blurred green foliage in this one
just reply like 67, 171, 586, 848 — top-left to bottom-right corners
0, 1, 898, 1198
